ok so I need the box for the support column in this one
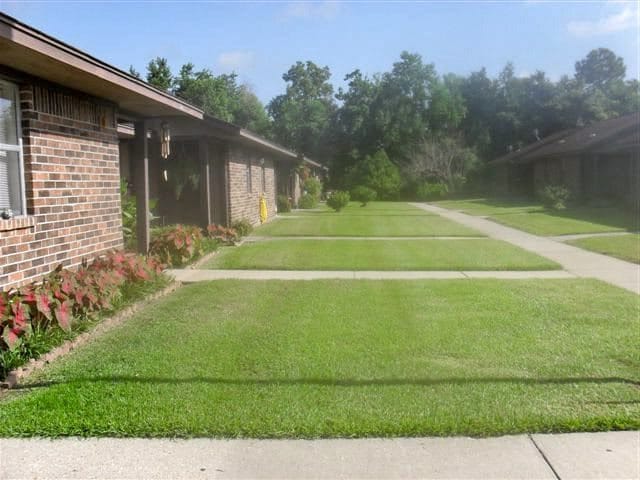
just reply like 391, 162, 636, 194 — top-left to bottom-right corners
200, 139, 212, 226
134, 120, 150, 253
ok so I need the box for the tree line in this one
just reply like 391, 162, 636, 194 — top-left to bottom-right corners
132, 47, 638, 198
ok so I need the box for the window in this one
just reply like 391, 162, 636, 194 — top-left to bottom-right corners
246, 160, 252, 193
261, 165, 266, 193
0, 80, 25, 217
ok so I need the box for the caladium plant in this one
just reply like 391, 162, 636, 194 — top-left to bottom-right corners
0, 249, 163, 354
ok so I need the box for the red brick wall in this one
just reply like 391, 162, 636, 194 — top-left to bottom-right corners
0, 83, 123, 290
227, 144, 277, 226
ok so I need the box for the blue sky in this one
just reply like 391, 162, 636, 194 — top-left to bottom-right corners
2, 1, 638, 104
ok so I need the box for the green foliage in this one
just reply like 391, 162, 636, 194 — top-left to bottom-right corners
268, 61, 336, 159
348, 150, 401, 200
146, 57, 173, 91
575, 48, 626, 89
350, 185, 377, 206
298, 193, 318, 209
206, 225, 238, 245
120, 180, 158, 251
303, 177, 322, 200
277, 195, 292, 213
149, 225, 204, 267
231, 219, 253, 237
173, 63, 239, 123
141, 59, 272, 134
539, 185, 571, 210
416, 182, 449, 201
120, 179, 137, 249
326, 191, 350, 212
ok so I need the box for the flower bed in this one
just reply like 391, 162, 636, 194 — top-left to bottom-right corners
0, 252, 164, 379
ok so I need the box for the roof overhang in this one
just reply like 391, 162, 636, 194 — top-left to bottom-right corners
0, 13, 203, 119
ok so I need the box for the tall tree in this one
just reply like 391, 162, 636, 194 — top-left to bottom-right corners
268, 61, 336, 160
146, 57, 173, 91
371, 51, 437, 162
172, 63, 239, 122
233, 85, 272, 137
575, 48, 626, 90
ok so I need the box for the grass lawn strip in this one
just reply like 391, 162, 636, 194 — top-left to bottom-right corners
433, 198, 638, 236
1, 279, 637, 438
258, 214, 480, 237
262, 201, 481, 237
203, 239, 560, 271
568, 234, 640, 264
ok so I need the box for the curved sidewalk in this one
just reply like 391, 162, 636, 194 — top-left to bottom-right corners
412, 203, 640, 295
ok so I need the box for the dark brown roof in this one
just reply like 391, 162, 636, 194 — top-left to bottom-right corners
496, 113, 640, 165
490, 128, 577, 165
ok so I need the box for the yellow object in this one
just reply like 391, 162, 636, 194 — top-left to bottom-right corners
259, 194, 268, 224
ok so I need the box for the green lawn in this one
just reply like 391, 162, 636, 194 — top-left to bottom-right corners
1, 279, 638, 438
434, 198, 639, 236
204, 239, 559, 271
433, 198, 543, 216
260, 202, 479, 237
284, 202, 436, 217
569, 234, 640, 264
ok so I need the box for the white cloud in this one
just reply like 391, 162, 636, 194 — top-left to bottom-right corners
217, 51, 255, 71
567, 5, 636, 37
280, 1, 342, 21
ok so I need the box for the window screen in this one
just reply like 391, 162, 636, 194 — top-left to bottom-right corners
0, 80, 24, 216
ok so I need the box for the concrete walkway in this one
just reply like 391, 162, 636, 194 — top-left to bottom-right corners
168, 269, 576, 282
412, 203, 640, 294
1, 431, 637, 479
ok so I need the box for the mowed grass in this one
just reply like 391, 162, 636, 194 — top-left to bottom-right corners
1, 279, 638, 438
569, 234, 640, 264
433, 198, 639, 236
204, 239, 560, 271
259, 202, 480, 237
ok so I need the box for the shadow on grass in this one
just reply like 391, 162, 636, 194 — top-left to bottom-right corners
16, 375, 640, 390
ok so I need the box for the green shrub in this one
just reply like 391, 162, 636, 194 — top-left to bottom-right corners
277, 194, 292, 213
303, 177, 322, 200
539, 184, 571, 210
326, 191, 350, 212
348, 150, 401, 200
416, 182, 449, 201
206, 224, 238, 245
231, 219, 253, 237
351, 186, 377, 206
149, 224, 204, 267
298, 193, 318, 209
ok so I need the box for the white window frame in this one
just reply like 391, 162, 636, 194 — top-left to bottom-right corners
0, 79, 26, 217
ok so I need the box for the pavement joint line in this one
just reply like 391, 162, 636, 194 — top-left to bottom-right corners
167, 269, 577, 282
528, 434, 562, 480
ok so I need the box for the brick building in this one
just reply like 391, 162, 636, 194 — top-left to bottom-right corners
489, 113, 639, 210
0, 13, 322, 290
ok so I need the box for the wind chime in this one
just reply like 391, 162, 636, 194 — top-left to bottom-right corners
160, 121, 171, 182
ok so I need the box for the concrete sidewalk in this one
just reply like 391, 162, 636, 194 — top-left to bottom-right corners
167, 269, 576, 282
412, 203, 640, 294
0, 431, 637, 479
